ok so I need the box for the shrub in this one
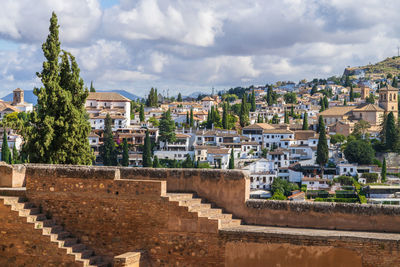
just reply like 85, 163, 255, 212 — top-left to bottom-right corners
333, 176, 355, 186
361, 173, 379, 183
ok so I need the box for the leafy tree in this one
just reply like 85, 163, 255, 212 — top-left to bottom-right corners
271, 177, 298, 197
182, 154, 194, 168
100, 114, 118, 166
177, 93, 182, 102
344, 75, 351, 87
1, 131, 11, 163
270, 191, 286, 200
352, 120, 371, 139
250, 90, 256, 112
344, 140, 375, 165
139, 104, 145, 122
284, 92, 297, 104
387, 73, 393, 79
153, 155, 161, 168
271, 114, 279, 124
146, 88, 158, 107
142, 130, 152, 167
148, 117, 159, 127
302, 112, 308, 130
366, 93, 375, 104
311, 85, 318, 95
229, 149, 234, 169
316, 115, 329, 177
392, 77, 398, 88
159, 109, 176, 143
381, 158, 387, 183
266, 86, 278, 106
24, 12, 93, 165
90, 81, 95, 92
239, 93, 249, 127
385, 112, 399, 151
121, 138, 129, 167
330, 134, 346, 144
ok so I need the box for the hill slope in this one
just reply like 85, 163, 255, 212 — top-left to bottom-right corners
344, 56, 400, 78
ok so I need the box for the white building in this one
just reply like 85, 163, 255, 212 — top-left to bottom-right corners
242, 159, 277, 190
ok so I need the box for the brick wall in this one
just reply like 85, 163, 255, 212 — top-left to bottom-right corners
0, 199, 79, 267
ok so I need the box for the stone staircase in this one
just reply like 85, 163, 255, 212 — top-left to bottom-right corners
0, 196, 109, 267
165, 193, 241, 229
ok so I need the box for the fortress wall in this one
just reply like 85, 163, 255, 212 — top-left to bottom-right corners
0, 199, 80, 267
24, 165, 224, 266
0, 163, 25, 187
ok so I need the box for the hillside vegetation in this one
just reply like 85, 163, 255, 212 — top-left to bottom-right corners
344, 56, 400, 78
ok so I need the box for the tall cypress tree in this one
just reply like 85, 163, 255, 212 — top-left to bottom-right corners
316, 115, 329, 177
350, 85, 354, 102
139, 104, 145, 122
100, 114, 118, 166
1, 131, 11, 164
229, 149, 234, 169
142, 130, 152, 167
240, 94, 249, 127
24, 12, 93, 165
190, 108, 194, 127
250, 90, 256, 112
90, 81, 96, 92
153, 155, 160, 168
222, 102, 228, 129
284, 111, 289, 124
392, 77, 398, 88
159, 109, 176, 143
290, 105, 295, 117
177, 93, 183, 102
12, 143, 19, 164
186, 111, 190, 125
302, 112, 308, 130
385, 112, 399, 151
121, 138, 129, 167
381, 158, 387, 183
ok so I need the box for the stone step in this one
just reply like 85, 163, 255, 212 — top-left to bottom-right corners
208, 213, 232, 220
166, 193, 194, 201
42, 225, 63, 235
0, 196, 21, 205
219, 219, 241, 228
178, 198, 202, 206
197, 208, 223, 217
59, 237, 78, 247
13, 202, 35, 210
19, 207, 40, 216
27, 213, 47, 223
187, 203, 212, 212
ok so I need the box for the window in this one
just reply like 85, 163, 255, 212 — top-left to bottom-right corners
343, 168, 347, 172
350, 168, 353, 172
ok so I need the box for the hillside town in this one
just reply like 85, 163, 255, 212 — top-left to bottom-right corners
2, 72, 400, 205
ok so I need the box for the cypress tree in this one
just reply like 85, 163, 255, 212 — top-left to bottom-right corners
24, 12, 93, 164
392, 77, 398, 88
290, 105, 295, 117
316, 115, 328, 177
139, 104, 145, 122
250, 90, 256, 112
267, 86, 273, 106
159, 109, 176, 143
142, 130, 152, 167
1, 131, 11, 164
186, 111, 190, 125
222, 103, 228, 129
90, 81, 95, 92
190, 108, 194, 127
121, 138, 129, 167
239, 94, 249, 127
284, 111, 289, 124
350, 85, 354, 102
177, 93, 182, 102
229, 149, 234, 169
323, 96, 329, 109
12, 143, 19, 164
320, 97, 326, 112
385, 112, 399, 151
344, 98, 347, 106
381, 158, 387, 183
182, 154, 194, 168
100, 114, 118, 166
302, 112, 308, 130
311, 85, 317, 95
153, 155, 160, 168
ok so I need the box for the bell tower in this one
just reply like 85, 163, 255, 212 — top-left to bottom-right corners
379, 84, 398, 120
12, 88, 24, 105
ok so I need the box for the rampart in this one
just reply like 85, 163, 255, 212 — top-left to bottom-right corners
1, 164, 400, 266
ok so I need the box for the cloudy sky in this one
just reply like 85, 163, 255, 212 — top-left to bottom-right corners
0, 0, 398, 98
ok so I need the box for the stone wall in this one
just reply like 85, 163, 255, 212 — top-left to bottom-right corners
0, 163, 25, 187
0, 199, 79, 267
119, 167, 400, 233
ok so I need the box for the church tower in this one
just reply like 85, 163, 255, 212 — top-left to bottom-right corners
379, 84, 398, 120
360, 85, 370, 100
12, 88, 24, 105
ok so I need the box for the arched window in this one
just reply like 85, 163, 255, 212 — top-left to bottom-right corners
390, 94, 392, 101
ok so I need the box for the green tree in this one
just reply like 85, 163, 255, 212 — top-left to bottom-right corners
159, 109, 176, 143
1, 131, 11, 163
330, 134, 346, 144
146, 88, 158, 107
177, 93, 183, 102
284, 111, 289, 124
284, 92, 297, 104
190, 108, 194, 127
271, 114, 279, 124
229, 149, 234, 169
239, 93, 249, 127
311, 85, 318, 95
366, 93, 375, 104
344, 98, 347, 106
24, 12, 93, 165
320, 97, 326, 112
90, 81, 95, 92
100, 114, 118, 166
290, 105, 295, 117
271, 177, 298, 196
121, 138, 129, 167
186, 111, 190, 125
316, 115, 329, 177
344, 75, 350, 87
352, 120, 371, 139
250, 90, 256, 112
182, 154, 194, 168
139, 104, 145, 122
349, 85, 354, 102
153, 155, 161, 168
142, 130, 152, 167
381, 158, 387, 183
302, 112, 308, 130
12, 143, 19, 164
344, 140, 375, 165
222, 103, 228, 129
385, 112, 399, 151
392, 77, 398, 88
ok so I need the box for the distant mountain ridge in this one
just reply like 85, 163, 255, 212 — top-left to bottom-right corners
1, 89, 141, 104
